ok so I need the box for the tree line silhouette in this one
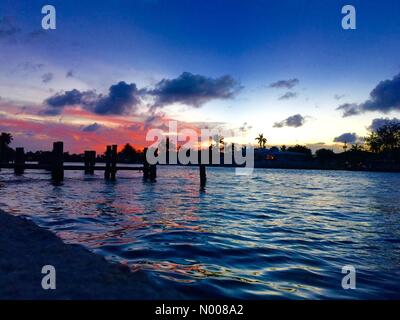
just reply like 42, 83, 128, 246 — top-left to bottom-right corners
1, 122, 399, 171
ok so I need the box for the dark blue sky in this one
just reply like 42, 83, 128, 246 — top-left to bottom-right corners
1, 0, 400, 150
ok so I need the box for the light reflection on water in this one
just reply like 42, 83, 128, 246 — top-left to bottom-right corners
1, 166, 400, 299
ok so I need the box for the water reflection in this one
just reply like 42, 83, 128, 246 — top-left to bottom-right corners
0, 167, 399, 298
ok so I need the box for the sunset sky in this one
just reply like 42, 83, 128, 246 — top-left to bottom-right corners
1, 0, 400, 153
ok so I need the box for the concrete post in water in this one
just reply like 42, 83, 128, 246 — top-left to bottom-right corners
14, 147, 25, 175
104, 145, 111, 180
51, 141, 64, 181
143, 147, 149, 180
111, 145, 117, 181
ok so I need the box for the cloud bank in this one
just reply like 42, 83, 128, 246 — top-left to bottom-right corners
333, 132, 358, 144
273, 114, 306, 128
278, 92, 297, 100
148, 72, 242, 109
337, 73, 400, 117
43, 82, 141, 116
368, 117, 400, 131
41, 72, 242, 116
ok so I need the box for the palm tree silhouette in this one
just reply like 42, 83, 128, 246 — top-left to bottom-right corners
255, 134, 267, 149
0, 132, 13, 163
0, 132, 13, 146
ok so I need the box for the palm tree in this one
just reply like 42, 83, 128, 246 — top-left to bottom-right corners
212, 135, 225, 152
0, 132, 13, 163
255, 134, 267, 149
350, 144, 364, 152
0, 132, 12, 146
342, 141, 348, 152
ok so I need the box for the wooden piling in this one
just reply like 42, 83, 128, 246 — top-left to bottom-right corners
199, 146, 207, 187
231, 143, 235, 166
143, 148, 149, 180
149, 163, 157, 181
110, 145, 117, 181
104, 145, 111, 180
84, 150, 96, 174
166, 137, 170, 165
51, 141, 64, 181
14, 147, 25, 175
200, 164, 206, 187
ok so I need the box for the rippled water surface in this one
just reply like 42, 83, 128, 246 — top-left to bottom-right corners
1, 166, 400, 299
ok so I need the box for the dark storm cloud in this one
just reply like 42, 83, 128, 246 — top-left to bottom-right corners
269, 78, 299, 89
333, 132, 358, 144
41, 73, 242, 116
273, 114, 306, 128
368, 117, 400, 131
337, 73, 400, 117
92, 82, 141, 115
82, 122, 102, 132
278, 91, 297, 100
45, 89, 95, 109
148, 72, 242, 109
42, 82, 141, 116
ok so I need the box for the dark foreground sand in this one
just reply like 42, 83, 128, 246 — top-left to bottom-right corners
0, 209, 181, 300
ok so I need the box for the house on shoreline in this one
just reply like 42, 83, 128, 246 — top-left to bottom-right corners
254, 147, 314, 169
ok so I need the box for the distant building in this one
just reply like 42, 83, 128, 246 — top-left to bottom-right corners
254, 148, 311, 168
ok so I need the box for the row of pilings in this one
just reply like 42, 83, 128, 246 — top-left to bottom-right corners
2, 141, 212, 187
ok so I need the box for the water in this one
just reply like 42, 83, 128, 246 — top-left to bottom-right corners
1, 166, 400, 299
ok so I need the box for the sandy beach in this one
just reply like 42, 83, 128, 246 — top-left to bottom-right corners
0, 209, 180, 300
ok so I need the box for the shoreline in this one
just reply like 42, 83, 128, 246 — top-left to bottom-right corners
0, 209, 181, 300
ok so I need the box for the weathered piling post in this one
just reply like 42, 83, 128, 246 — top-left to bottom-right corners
84, 151, 90, 174
0, 141, 2, 171
150, 148, 157, 181
200, 164, 206, 187
104, 145, 111, 180
149, 163, 157, 181
143, 147, 149, 180
14, 147, 25, 175
198, 146, 207, 188
110, 145, 117, 181
51, 141, 64, 181
90, 151, 96, 173
166, 137, 170, 165
231, 143, 235, 166
84, 150, 96, 174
